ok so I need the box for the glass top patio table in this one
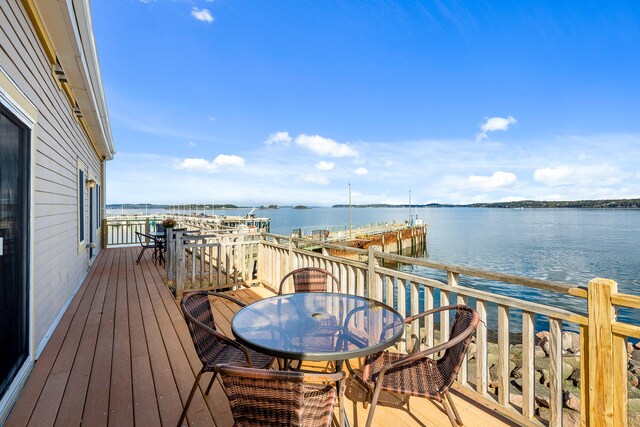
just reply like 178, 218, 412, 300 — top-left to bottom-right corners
231, 292, 404, 362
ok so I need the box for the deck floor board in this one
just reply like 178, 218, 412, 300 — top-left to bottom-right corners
6, 247, 517, 427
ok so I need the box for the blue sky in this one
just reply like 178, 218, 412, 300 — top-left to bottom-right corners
93, 0, 640, 206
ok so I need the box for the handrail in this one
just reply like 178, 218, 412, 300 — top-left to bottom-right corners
262, 231, 582, 296
377, 250, 581, 295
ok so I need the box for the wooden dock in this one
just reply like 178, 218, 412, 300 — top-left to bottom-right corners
6, 247, 516, 426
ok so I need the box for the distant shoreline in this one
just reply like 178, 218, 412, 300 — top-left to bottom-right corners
333, 198, 640, 209
107, 198, 640, 210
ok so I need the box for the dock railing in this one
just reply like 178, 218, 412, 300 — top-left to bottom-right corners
247, 232, 638, 427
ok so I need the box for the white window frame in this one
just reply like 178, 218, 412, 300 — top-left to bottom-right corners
77, 159, 87, 253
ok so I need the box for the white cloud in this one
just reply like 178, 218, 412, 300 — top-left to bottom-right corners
191, 7, 214, 23
533, 164, 623, 187
265, 131, 292, 146
214, 154, 245, 167
533, 166, 573, 186
175, 154, 245, 172
188, 142, 196, 147
315, 161, 335, 171
208, 116, 217, 122
302, 175, 329, 185
295, 134, 358, 157
466, 171, 519, 191
499, 196, 527, 203
139, 0, 155, 3
175, 158, 216, 172
476, 116, 517, 140
353, 167, 368, 175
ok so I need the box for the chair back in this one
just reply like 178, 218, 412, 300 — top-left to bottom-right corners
278, 267, 340, 295
218, 365, 336, 427
136, 231, 158, 245
181, 291, 225, 366
437, 305, 479, 390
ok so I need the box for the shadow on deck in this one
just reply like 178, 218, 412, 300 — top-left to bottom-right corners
6, 247, 517, 427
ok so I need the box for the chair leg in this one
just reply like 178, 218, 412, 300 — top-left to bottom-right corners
442, 391, 462, 427
177, 369, 204, 427
365, 384, 382, 427
136, 247, 145, 265
444, 391, 463, 426
363, 388, 372, 409
204, 371, 218, 395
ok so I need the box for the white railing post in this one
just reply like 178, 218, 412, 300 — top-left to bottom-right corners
288, 234, 295, 275
367, 245, 381, 301
175, 231, 186, 297
166, 228, 175, 283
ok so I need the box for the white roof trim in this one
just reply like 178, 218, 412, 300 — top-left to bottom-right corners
35, 0, 116, 160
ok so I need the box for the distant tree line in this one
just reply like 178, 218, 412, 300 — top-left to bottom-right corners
333, 198, 640, 209
468, 199, 640, 208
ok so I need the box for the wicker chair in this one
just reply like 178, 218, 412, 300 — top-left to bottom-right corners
178, 291, 274, 427
217, 365, 344, 427
278, 268, 342, 369
278, 267, 341, 295
361, 305, 480, 427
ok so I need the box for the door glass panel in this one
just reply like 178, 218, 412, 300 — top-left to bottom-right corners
0, 107, 29, 398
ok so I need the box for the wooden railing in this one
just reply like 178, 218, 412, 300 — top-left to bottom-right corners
248, 232, 638, 427
167, 230, 261, 296
102, 217, 166, 247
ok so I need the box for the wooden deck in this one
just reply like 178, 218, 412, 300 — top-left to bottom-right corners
6, 247, 517, 427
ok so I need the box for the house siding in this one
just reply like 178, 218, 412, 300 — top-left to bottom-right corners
0, 0, 104, 348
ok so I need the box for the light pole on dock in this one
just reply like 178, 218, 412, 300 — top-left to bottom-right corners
349, 183, 352, 239
408, 190, 412, 225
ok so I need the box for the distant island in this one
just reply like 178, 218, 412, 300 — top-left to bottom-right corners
332, 198, 640, 209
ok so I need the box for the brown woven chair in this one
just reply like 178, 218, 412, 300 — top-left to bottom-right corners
178, 291, 274, 426
278, 267, 341, 295
217, 365, 344, 427
278, 268, 342, 369
361, 305, 480, 427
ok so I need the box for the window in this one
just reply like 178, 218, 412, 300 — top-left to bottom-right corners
96, 183, 101, 228
78, 169, 84, 242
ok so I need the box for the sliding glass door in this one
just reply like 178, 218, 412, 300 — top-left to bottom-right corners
0, 105, 30, 399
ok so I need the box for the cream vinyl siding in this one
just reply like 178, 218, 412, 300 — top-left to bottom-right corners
0, 0, 104, 347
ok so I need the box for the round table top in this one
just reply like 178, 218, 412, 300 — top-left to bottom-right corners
231, 292, 404, 362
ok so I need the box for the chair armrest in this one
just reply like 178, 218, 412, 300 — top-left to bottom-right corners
381, 320, 476, 373
183, 309, 254, 366
404, 304, 461, 324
